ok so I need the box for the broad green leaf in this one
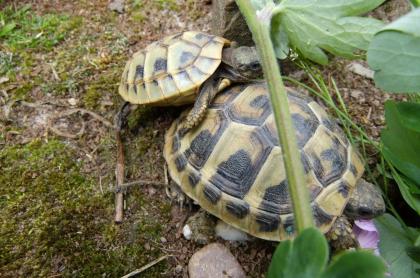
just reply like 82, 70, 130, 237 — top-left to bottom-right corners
271, 16, 289, 59
411, 0, 420, 8
392, 171, 420, 215
367, 9, 420, 93
251, 0, 274, 10
393, 102, 420, 133
321, 251, 386, 278
267, 228, 328, 278
406, 246, 420, 264
381, 101, 420, 186
375, 214, 420, 277
271, 0, 384, 64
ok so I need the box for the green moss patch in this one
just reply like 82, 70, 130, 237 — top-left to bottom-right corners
0, 139, 168, 277
0, 4, 81, 51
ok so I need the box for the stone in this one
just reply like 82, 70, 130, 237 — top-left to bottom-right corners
211, 0, 253, 46
108, 0, 125, 14
215, 220, 250, 241
188, 243, 246, 278
346, 62, 374, 79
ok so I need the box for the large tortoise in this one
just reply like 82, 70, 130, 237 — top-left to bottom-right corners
163, 82, 385, 249
118, 31, 262, 129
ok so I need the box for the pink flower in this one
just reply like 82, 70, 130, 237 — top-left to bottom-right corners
353, 219, 380, 255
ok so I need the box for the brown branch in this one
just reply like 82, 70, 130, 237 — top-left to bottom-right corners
121, 255, 170, 278
114, 128, 125, 223
47, 108, 115, 139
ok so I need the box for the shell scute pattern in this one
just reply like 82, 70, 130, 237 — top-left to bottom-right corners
119, 31, 229, 105
164, 83, 365, 241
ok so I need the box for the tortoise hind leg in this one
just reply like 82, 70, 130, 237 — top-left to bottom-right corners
326, 216, 358, 252
182, 78, 231, 131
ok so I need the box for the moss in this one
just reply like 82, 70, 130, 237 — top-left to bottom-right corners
83, 85, 103, 109
0, 139, 168, 277
1, 4, 81, 51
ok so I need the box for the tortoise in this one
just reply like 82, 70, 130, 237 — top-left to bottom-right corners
163, 82, 385, 250
118, 31, 262, 130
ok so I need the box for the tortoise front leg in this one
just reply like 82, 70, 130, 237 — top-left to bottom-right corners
182, 78, 231, 131
326, 216, 358, 252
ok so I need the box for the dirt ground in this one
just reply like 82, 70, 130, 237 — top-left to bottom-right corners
0, 0, 413, 277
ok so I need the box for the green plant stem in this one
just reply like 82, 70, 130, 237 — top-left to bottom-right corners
235, 0, 314, 233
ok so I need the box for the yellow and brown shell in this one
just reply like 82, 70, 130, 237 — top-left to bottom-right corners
164, 83, 365, 241
119, 31, 230, 106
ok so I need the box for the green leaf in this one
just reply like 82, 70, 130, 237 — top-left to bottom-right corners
381, 101, 420, 186
406, 246, 420, 264
271, 0, 384, 64
267, 228, 328, 278
392, 102, 420, 133
251, 0, 274, 10
375, 214, 420, 277
321, 251, 386, 278
0, 22, 16, 37
391, 171, 420, 215
367, 9, 420, 93
410, 0, 420, 8
271, 16, 289, 59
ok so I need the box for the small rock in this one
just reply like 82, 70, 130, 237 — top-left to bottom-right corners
144, 242, 151, 250
183, 224, 192, 240
174, 264, 183, 274
0, 76, 9, 84
350, 90, 364, 99
108, 0, 125, 14
160, 236, 167, 243
188, 243, 246, 278
215, 220, 249, 241
67, 98, 78, 106
346, 62, 374, 79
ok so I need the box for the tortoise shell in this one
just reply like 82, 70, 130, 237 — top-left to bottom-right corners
163, 83, 365, 241
119, 31, 230, 106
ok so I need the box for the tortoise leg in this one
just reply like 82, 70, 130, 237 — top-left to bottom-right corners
115, 102, 134, 131
165, 180, 193, 210
326, 216, 358, 252
182, 78, 231, 131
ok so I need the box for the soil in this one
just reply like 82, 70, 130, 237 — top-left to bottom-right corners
0, 0, 414, 277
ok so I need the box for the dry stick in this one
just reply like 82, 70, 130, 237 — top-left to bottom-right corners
121, 255, 169, 278
115, 128, 125, 223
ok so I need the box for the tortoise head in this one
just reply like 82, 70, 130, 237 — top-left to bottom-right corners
344, 179, 385, 220
230, 46, 263, 80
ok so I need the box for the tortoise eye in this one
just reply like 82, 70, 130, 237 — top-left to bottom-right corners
250, 62, 260, 71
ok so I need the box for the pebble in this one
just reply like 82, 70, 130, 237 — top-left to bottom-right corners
160, 237, 167, 243
188, 243, 246, 278
182, 224, 192, 240
346, 62, 374, 79
67, 98, 78, 106
174, 264, 183, 274
108, 0, 125, 14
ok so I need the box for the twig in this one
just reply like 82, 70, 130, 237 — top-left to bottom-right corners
49, 63, 61, 81
53, 108, 115, 129
121, 255, 169, 278
115, 128, 125, 223
114, 179, 167, 193
47, 108, 115, 138
48, 118, 86, 139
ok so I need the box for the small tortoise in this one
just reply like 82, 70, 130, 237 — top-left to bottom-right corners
118, 31, 262, 129
163, 83, 385, 249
